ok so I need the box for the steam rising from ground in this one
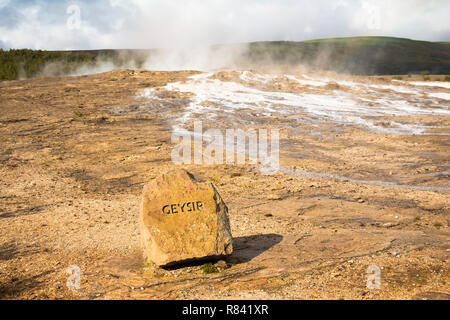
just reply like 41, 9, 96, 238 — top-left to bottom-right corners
34, 41, 365, 77
34, 44, 250, 78
33, 34, 404, 78
143, 44, 248, 71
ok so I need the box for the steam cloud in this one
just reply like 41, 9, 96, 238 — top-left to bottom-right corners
1, 0, 450, 76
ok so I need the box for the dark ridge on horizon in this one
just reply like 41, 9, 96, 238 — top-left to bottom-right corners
1, 36, 450, 80
6, 36, 449, 52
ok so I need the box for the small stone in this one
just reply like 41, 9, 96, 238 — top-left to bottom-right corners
267, 194, 281, 200
382, 222, 399, 228
215, 260, 229, 270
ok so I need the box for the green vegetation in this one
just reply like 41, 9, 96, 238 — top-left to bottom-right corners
0, 48, 147, 80
242, 37, 450, 75
200, 263, 219, 274
1, 37, 450, 80
73, 107, 87, 118
209, 173, 221, 185
144, 260, 155, 268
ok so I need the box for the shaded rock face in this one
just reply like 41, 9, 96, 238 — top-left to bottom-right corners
140, 169, 233, 267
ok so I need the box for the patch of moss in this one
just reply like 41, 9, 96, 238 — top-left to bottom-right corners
144, 260, 155, 268
433, 222, 442, 228
201, 263, 219, 274
209, 173, 221, 185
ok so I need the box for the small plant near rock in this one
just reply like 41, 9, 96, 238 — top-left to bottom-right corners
209, 173, 221, 185
433, 222, 442, 228
144, 260, 155, 268
445, 76, 450, 82
201, 263, 219, 274
73, 107, 86, 117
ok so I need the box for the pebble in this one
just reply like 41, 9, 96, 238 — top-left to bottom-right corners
215, 260, 229, 270
382, 222, 399, 228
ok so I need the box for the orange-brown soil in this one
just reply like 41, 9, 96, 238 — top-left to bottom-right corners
0, 70, 448, 300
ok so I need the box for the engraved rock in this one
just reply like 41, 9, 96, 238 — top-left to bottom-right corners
140, 169, 233, 266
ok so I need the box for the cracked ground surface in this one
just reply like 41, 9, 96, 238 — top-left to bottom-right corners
0, 70, 448, 299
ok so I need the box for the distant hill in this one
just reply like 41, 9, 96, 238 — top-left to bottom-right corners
1, 36, 450, 80
242, 37, 450, 75
0, 49, 148, 80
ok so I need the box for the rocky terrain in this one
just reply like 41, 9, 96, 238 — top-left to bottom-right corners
0, 69, 449, 299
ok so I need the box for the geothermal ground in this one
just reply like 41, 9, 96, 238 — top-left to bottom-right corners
0, 69, 449, 299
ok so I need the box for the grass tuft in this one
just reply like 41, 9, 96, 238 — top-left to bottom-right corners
201, 263, 219, 274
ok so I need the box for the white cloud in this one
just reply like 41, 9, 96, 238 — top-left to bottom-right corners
0, 0, 449, 50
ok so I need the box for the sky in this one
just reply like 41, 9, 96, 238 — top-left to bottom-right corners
1, 0, 449, 50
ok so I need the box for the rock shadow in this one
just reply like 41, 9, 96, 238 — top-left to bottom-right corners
155, 234, 283, 270
227, 233, 283, 265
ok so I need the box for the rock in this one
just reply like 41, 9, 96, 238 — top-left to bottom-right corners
382, 222, 399, 228
215, 260, 229, 270
140, 169, 233, 267
418, 201, 444, 211
411, 291, 450, 300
